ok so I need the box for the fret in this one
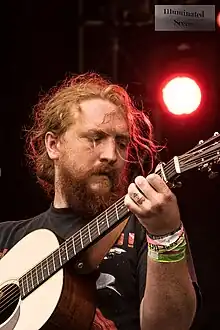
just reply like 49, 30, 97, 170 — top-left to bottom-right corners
65, 241, 69, 261
115, 203, 119, 220
42, 259, 49, 279
53, 249, 62, 271
46, 257, 50, 276
96, 218, 100, 235
89, 221, 98, 242
106, 209, 114, 227
88, 224, 92, 243
72, 235, 76, 255
82, 227, 90, 247
59, 244, 68, 264
121, 203, 127, 217
58, 247, 62, 265
79, 230, 84, 249
52, 252, 56, 271
98, 217, 107, 233
41, 260, 44, 281
36, 263, 43, 284
48, 254, 55, 275
35, 264, 39, 286
26, 273, 30, 293
19, 277, 25, 298
105, 210, 109, 228
30, 270, 34, 289
65, 237, 75, 259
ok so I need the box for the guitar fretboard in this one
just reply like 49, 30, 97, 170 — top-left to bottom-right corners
19, 158, 177, 299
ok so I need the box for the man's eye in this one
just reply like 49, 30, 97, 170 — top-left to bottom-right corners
87, 135, 102, 143
118, 142, 128, 149
93, 136, 102, 141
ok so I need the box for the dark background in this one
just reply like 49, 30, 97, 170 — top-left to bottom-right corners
1, 1, 220, 329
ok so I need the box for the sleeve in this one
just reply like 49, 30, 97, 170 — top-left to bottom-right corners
0, 220, 28, 252
136, 223, 202, 312
0, 222, 15, 250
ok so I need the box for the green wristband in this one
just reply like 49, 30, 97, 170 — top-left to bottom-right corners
148, 235, 186, 254
148, 249, 186, 263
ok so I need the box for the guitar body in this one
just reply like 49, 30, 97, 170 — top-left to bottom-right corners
0, 229, 96, 330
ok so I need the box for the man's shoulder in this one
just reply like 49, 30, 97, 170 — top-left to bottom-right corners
0, 210, 49, 252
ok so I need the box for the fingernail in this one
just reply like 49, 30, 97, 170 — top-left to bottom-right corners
136, 176, 145, 185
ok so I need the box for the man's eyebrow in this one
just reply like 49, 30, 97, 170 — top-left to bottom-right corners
86, 128, 130, 140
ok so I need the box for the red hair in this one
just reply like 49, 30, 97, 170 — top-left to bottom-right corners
25, 72, 158, 196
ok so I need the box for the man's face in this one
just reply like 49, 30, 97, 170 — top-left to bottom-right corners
53, 98, 129, 219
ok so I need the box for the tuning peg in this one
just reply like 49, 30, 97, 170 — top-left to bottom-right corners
198, 139, 204, 145
214, 132, 219, 136
208, 170, 219, 179
207, 163, 220, 179
199, 163, 209, 172
168, 180, 182, 189
174, 181, 182, 188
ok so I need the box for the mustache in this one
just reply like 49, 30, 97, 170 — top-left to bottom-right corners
91, 165, 118, 178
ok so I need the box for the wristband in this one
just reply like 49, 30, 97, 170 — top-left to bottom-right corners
147, 234, 187, 263
146, 222, 183, 240
148, 248, 186, 263
148, 232, 186, 253
146, 223, 184, 247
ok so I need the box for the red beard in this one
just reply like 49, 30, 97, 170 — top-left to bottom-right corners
57, 163, 129, 221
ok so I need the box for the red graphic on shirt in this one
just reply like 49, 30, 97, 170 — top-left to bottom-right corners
128, 233, 135, 248
92, 308, 117, 330
0, 249, 8, 259
116, 233, 124, 246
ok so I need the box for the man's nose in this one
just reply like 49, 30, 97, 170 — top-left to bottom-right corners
99, 139, 117, 164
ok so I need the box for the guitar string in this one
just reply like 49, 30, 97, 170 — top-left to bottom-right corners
0, 150, 218, 314
181, 151, 220, 171
179, 143, 220, 163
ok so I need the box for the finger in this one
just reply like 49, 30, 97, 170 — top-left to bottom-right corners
134, 176, 157, 200
124, 193, 149, 214
146, 173, 170, 194
128, 183, 147, 206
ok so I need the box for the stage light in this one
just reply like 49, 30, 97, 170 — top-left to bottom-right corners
162, 76, 202, 115
217, 12, 220, 27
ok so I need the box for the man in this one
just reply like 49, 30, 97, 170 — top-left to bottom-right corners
0, 72, 200, 329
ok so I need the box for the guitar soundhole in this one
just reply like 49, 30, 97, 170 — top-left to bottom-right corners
0, 283, 20, 324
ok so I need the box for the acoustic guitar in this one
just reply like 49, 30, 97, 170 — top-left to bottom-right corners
0, 132, 220, 330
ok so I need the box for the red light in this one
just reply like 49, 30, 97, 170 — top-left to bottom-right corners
217, 12, 220, 27
162, 76, 202, 115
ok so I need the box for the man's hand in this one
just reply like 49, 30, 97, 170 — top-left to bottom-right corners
124, 174, 181, 236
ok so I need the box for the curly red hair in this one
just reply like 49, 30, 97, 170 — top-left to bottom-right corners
25, 72, 158, 196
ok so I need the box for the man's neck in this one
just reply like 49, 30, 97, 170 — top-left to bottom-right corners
53, 192, 69, 209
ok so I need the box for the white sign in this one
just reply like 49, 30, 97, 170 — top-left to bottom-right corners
155, 5, 215, 31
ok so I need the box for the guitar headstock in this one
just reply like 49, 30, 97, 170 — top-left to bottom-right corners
179, 132, 220, 178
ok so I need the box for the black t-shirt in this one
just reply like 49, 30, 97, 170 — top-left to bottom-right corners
0, 205, 200, 329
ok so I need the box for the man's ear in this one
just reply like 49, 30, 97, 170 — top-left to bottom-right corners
45, 132, 61, 160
